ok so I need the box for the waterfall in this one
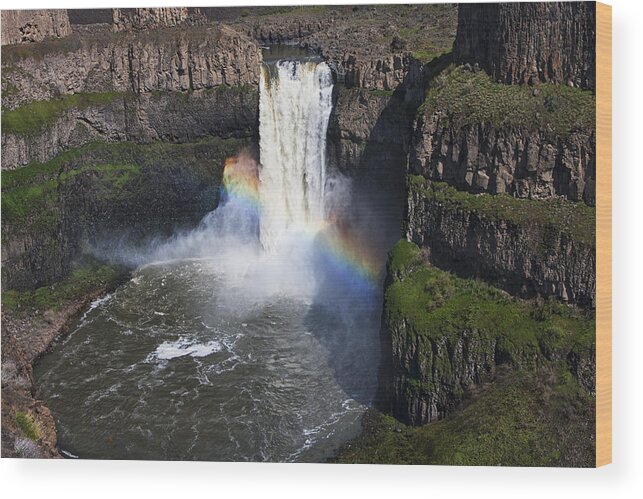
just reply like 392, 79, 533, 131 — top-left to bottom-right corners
258, 60, 334, 252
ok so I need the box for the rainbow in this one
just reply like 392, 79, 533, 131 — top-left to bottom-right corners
220, 155, 261, 212
312, 222, 383, 292
219, 154, 382, 290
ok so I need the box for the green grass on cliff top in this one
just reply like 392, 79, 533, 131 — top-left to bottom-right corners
335, 370, 595, 466
1, 91, 122, 136
409, 176, 596, 247
336, 241, 595, 466
386, 240, 595, 359
418, 65, 595, 137
1, 138, 244, 231
2, 260, 123, 315
15, 412, 41, 441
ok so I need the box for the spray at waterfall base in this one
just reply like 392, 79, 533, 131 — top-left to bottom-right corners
157, 59, 383, 302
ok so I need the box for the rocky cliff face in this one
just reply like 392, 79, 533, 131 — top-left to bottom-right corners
1, 10, 71, 46
389, 308, 596, 426
2, 138, 250, 291
246, 17, 418, 91
410, 66, 596, 205
111, 7, 206, 32
236, 4, 456, 92
370, 2, 598, 439
1, 18, 261, 284
454, 2, 596, 90
382, 240, 595, 426
1, 24, 261, 111
405, 178, 596, 307
2, 87, 258, 170
327, 86, 416, 173
411, 113, 596, 205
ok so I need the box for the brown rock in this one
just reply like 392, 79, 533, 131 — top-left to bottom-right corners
454, 2, 596, 90
1, 10, 71, 46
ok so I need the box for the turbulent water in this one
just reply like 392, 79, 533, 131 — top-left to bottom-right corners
35, 58, 387, 462
36, 260, 380, 461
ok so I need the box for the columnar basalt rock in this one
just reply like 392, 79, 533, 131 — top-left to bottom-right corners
410, 113, 596, 205
454, 2, 596, 90
1, 10, 71, 46
111, 8, 206, 32
1, 24, 261, 111
405, 180, 596, 307
382, 241, 596, 427
1, 87, 259, 170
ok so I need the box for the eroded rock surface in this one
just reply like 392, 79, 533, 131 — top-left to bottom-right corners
1, 10, 71, 46
111, 7, 206, 32
454, 2, 596, 89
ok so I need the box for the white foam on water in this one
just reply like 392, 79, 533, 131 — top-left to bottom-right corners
76, 293, 113, 327
60, 449, 79, 459
148, 337, 222, 361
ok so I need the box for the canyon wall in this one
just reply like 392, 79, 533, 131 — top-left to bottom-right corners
2, 22, 261, 169
405, 178, 596, 307
2, 138, 250, 291
1, 10, 71, 46
236, 4, 456, 92
411, 108, 596, 205
410, 66, 596, 206
379, 2, 598, 436
2, 88, 258, 170
1, 24, 260, 111
454, 2, 596, 90
111, 8, 206, 32
1, 16, 261, 290
382, 240, 595, 427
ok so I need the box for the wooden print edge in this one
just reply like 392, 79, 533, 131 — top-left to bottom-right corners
596, 0, 612, 468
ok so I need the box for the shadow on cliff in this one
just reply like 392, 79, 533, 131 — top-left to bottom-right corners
302, 68, 439, 406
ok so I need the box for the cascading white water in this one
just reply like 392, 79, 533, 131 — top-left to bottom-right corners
258, 60, 334, 252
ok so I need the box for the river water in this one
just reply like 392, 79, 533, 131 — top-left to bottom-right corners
35, 258, 382, 461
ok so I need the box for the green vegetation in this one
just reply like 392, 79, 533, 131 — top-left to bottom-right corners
377, 239, 595, 466
418, 65, 596, 137
15, 412, 41, 441
386, 239, 595, 359
411, 49, 448, 64
409, 176, 596, 247
368, 88, 395, 98
387, 239, 421, 274
1, 178, 60, 228
1, 32, 84, 63
2, 91, 123, 136
1, 137, 246, 232
59, 162, 141, 189
256, 5, 329, 17
335, 371, 595, 466
2, 260, 123, 314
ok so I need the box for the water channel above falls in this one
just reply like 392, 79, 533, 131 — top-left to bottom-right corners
34, 54, 397, 462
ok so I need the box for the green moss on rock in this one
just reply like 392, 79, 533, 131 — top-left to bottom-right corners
410, 176, 596, 247
418, 65, 595, 137
15, 412, 42, 441
1, 137, 247, 233
2, 260, 123, 314
386, 239, 594, 357
335, 371, 595, 466
2, 92, 124, 136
